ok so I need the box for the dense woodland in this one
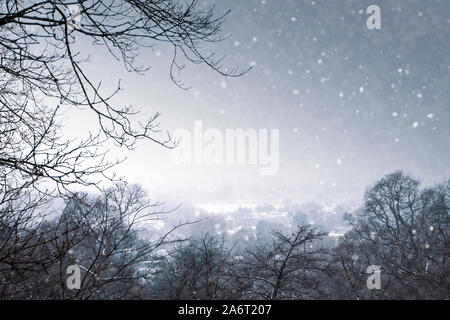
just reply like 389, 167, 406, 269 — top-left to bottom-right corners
1, 171, 449, 299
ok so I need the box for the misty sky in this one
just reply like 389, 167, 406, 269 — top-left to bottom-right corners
63, 0, 450, 205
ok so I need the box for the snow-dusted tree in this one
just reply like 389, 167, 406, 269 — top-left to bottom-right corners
233, 225, 328, 300
149, 233, 245, 299
0, 182, 188, 299
332, 171, 449, 299
0, 0, 245, 298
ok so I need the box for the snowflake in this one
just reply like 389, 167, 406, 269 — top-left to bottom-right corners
66, 5, 82, 30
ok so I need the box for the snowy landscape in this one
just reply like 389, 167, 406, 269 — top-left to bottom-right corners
0, 0, 448, 300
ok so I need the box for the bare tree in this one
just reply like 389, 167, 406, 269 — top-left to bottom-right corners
234, 225, 327, 300
332, 171, 449, 299
0, 1, 245, 299
0, 0, 246, 194
0, 182, 190, 299
149, 233, 240, 300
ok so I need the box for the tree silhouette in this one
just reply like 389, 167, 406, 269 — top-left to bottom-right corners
0, 0, 246, 194
0, 182, 190, 299
331, 171, 449, 299
234, 225, 327, 300
1, 0, 246, 299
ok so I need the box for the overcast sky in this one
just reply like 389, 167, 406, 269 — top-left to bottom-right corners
63, 0, 450, 205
